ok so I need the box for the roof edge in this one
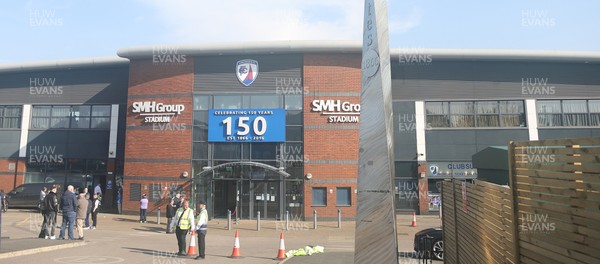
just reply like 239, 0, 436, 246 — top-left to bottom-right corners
0, 56, 129, 74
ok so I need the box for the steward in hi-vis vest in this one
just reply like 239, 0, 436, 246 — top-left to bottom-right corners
194, 201, 208, 260
174, 201, 195, 255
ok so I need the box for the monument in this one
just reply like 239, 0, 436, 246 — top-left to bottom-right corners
354, 0, 398, 263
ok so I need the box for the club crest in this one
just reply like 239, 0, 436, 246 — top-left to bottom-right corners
236, 59, 259, 86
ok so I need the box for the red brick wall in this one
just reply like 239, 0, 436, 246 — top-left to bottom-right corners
303, 54, 361, 219
123, 58, 194, 213
0, 158, 26, 192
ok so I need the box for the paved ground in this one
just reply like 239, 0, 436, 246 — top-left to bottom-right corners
0, 209, 443, 263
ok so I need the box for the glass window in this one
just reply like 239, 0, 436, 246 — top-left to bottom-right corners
193, 111, 208, 126
194, 95, 210, 110
285, 95, 303, 110
0, 106, 21, 128
312, 187, 327, 206
251, 143, 277, 160
129, 183, 142, 201
31, 105, 110, 129
214, 143, 241, 160
426, 102, 449, 127
250, 95, 280, 108
476, 101, 499, 127
500, 101, 525, 127
286, 110, 303, 126
214, 95, 242, 109
336, 187, 351, 206
149, 183, 162, 202
538, 100, 598, 127
286, 126, 303, 142
193, 126, 208, 142
91, 105, 111, 117
193, 142, 209, 159
450, 102, 474, 127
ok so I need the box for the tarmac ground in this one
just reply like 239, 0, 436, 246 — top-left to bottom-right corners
0, 209, 442, 263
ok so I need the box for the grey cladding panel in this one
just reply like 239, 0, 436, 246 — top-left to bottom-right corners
27, 130, 109, 159
538, 129, 600, 140
391, 61, 600, 100
0, 131, 20, 158
393, 101, 417, 160
0, 66, 129, 104
426, 129, 529, 160
195, 54, 302, 93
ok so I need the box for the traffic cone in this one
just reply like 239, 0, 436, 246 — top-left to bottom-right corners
230, 230, 241, 258
275, 232, 286, 260
411, 212, 417, 227
188, 230, 197, 256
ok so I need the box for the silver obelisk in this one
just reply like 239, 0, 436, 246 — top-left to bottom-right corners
354, 0, 398, 263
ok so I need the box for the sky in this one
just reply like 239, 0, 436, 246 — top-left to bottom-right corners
0, 0, 599, 64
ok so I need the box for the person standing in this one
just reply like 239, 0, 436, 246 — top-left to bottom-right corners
174, 200, 194, 256
42, 185, 59, 239
38, 187, 47, 213
84, 193, 92, 229
173, 194, 181, 210
140, 194, 148, 223
59, 185, 77, 240
76, 193, 88, 240
194, 201, 208, 260
166, 199, 175, 234
91, 193, 101, 229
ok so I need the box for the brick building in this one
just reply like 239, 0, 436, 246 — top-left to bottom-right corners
1, 41, 599, 219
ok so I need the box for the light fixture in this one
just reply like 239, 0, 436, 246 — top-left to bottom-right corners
305, 173, 313, 180
181, 171, 189, 178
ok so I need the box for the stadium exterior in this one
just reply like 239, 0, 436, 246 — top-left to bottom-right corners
1, 41, 599, 220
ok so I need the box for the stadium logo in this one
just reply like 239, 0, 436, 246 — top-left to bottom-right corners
429, 164, 439, 175
236, 59, 259, 86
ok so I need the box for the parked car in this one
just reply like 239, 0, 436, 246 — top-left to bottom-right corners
414, 228, 443, 261
5, 183, 63, 209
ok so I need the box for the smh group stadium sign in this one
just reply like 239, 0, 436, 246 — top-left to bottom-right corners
132, 101, 185, 123
311, 99, 361, 123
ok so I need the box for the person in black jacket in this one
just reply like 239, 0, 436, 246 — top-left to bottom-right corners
58, 185, 78, 240
166, 199, 175, 234
43, 185, 59, 239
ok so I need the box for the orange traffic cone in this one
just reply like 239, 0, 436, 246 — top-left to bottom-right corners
275, 232, 286, 260
188, 230, 197, 256
230, 230, 241, 258
411, 212, 417, 227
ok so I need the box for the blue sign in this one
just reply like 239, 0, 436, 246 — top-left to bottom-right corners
208, 108, 285, 142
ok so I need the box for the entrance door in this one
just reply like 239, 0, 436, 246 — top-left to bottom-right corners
252, 181, 280, 219
212, 179, 249, 219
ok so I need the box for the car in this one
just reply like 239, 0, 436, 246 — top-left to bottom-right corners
414, 227, 443, 261
5, 183, 63, 209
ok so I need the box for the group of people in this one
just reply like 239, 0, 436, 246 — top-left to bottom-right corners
140, 193, 208, 260
39, 184, 102, 240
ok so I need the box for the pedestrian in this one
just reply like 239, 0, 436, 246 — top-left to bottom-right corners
38, 187, 48, 238
91, 193, 101, 229
42, 185, 59, 239
140, 194, 148, 223
174, 200, 194, 256
173, 193, 181, 210
38, 187, 47, 213
76, 193, 88, 240
84, 193, 92, 229
94, 183, 102, 197
166, 199, 175, 233
59, 185, 78, 240
194, 201, 208, 260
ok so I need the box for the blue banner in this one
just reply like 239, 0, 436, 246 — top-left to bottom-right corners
208, 108, 286, 142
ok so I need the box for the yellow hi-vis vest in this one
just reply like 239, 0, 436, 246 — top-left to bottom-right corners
176, 208, 193, 230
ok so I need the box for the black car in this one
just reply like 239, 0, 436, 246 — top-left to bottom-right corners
414, 228, 443, 261
5, 183, 63, 209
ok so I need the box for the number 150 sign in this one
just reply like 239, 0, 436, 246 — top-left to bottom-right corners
208, 108, 286, 142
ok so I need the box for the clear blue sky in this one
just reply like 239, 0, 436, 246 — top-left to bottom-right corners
1, 0, 598, 64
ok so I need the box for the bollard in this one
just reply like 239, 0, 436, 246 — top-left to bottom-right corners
338, 208, 341, 228
227, 210, 232, 231
313, 210, 317, 230
257, 211, 261, 231
157, 207, 161, 225
285, 211, 289, 231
